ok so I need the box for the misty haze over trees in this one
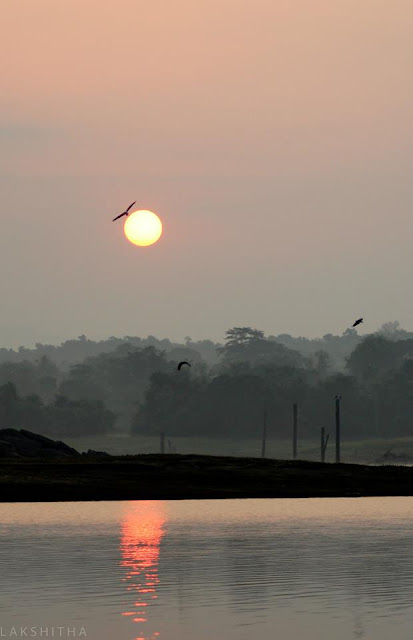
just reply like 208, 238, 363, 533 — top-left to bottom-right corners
0, 321, 412, 441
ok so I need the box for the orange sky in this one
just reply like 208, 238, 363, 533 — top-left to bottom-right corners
1, 0, 412, 346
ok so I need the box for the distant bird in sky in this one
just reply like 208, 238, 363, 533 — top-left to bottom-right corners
112, 201, 136, 222
177, 361, 191, 370
352, 318, 363, 328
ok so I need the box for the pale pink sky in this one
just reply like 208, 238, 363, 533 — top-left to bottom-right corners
1, 0, 412, 347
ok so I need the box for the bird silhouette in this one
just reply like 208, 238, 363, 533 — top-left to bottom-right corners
352, 318, 363, 328
112, 201, 136, 222
177, 361, 191, 370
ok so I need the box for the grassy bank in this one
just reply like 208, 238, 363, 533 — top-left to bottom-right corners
0, 454, 412, 502
64, 434, 413, 464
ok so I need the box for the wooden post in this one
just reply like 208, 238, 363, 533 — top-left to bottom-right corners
261, 409, 267, 458
321, 427, 329, 462
160, 432, 165, 454
321, 427, 325, 463
374, 389, 380, 437
335, 396, 341, 463
293, 403, 298, 460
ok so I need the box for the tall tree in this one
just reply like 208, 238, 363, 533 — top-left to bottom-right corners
218, 327, 303, 368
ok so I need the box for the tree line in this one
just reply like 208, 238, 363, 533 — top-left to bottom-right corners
3, 320, 410, 368
0, 325, 411, 439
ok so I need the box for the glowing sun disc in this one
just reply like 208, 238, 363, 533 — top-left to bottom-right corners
124, 210, 162, 246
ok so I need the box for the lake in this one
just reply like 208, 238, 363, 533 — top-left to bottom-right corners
0, 498, 412, 640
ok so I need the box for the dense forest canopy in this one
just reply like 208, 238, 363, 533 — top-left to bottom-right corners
0, 321, 411, 439
2, 320, 412, 368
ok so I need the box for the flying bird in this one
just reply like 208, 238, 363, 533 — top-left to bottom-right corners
112, 201, 136, 222
352, 318, 363, 328
177, 361, 191, 370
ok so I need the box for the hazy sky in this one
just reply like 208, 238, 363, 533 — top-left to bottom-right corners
1, 0, 412, 348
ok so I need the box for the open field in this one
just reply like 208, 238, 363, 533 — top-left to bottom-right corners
64, 434, 413, 465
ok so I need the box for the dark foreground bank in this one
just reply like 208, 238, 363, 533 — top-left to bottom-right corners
0, 454, 412, 502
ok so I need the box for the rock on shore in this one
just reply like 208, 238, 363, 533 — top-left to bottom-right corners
0, 429, 79, 459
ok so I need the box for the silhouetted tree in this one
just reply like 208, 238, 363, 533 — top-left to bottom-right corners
0, 357, 59, 401
133, 370, 204, 435
59, 345, 173, 430
311, 350, 331, 380
218, 327, 303, 368
45, 394, 115, 437
347, 336, 400, 381
0, 382, 19, 428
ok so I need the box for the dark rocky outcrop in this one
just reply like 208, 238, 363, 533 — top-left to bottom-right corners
0, 429, 80, 459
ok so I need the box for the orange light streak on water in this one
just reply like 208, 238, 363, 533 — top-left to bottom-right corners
120, 501, 166, 640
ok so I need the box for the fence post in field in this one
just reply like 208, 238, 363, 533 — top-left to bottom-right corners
293, 403, 298, 460
321, 427, 329, 462
335, 396, 341, 463
160, 432, 165, 454
261, 409, 268, 459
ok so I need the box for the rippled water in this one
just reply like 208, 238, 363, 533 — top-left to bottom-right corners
0, 498, 412, 640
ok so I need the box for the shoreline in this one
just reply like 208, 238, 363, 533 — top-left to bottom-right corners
0, 454, 412, 502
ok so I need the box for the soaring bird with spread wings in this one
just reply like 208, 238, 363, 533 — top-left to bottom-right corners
112, 201, 136, 222
352, 318, 363, 328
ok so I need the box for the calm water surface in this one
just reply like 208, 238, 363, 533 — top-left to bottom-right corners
0, 498, 412, 640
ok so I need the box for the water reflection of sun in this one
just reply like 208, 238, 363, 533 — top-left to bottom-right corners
120, 501, 166, 640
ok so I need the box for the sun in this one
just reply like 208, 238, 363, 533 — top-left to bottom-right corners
124, 210, 162, 247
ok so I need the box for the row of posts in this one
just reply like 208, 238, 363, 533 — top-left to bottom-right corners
160, 396, 342, 463
261, 396, 341, 463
